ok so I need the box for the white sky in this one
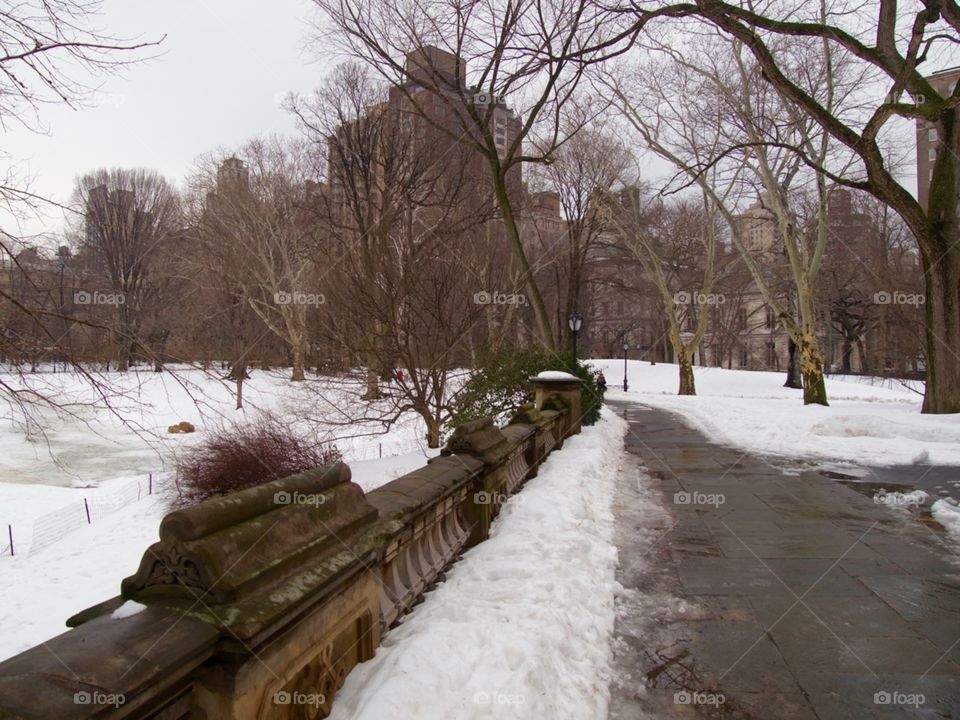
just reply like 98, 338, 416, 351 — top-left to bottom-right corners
6, 0, 328, 237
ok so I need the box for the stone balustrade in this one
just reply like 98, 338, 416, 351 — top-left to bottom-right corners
0, 377, 582, 720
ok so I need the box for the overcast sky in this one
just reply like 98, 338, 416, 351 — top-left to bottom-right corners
7, 0, 328, 236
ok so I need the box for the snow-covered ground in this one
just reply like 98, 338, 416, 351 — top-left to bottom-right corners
591, 360, 960, 467
328, 408, 628, 720
0, 367, 434, 547
2, 359, 958, 674
932, 498, 960, 540
0, 366, 438, 660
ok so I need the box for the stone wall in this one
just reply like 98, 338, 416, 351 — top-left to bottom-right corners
0, 382, 580, 720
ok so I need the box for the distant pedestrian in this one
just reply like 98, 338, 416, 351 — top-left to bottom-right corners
596, 371, 607, 399
395, 369, 405, 383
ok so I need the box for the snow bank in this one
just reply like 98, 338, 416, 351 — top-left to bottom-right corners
328, 409, 629, 720
931, 498, 960, 540
589, 360, 960, 466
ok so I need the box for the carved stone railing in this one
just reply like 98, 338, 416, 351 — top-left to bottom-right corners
366, 454, 480, 630
0, 377, 582, 719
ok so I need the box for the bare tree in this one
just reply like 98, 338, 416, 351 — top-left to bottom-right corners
526, 126, 629, 346
190, 139, 319, 382
630, 0, 960, 412
292, 63, 495, 447
599, 28, 856, 404
0, 1, 160, 425
74, 168, 180, 371
310, 0, 647, 351
608, 186, 723, 394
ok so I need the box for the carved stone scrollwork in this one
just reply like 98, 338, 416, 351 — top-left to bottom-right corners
142, 545, 209, 595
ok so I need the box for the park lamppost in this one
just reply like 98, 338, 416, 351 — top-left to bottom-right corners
622, 339, 629, 391
568, 312, 583, 372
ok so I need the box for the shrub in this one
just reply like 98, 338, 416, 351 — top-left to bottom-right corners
172, 414, 341, 508
450, 347, 602, 431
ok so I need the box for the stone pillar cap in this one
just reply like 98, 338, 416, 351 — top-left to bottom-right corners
530, 370, 582, 383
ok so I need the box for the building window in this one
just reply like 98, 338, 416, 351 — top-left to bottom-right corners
928, 128, 938, 142
929, 148, 937, 161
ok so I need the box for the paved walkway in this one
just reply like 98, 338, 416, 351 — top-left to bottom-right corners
607, 401, 960, 719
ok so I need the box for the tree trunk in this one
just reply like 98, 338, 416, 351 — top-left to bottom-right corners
841, 338, 852, 375
361, 362, 381, 401
784, 337, 803, 389
920, 245, 960, 413
857, 338, 868, 375
678, 352, 696, 395
797, 333, 829, 406
425, 415, 441, 449
228, 361, 247, 410
290, 342, 306, 382
920, 107, 960, 412
493, 172, 556, 351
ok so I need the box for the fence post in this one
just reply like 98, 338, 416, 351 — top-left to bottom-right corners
83, 498, 91, 525
7, 524, 13, 556
149, 473, 153, 495
379, 443, 382, 459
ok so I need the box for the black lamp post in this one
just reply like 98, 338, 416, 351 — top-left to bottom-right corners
568, 312, 583, 372
622, 339, 629, 391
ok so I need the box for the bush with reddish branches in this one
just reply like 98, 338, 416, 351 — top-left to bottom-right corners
172, 414, 341, 508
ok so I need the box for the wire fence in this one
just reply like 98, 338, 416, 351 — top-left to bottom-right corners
1, 473, 167, 558
344, 437, 430, 462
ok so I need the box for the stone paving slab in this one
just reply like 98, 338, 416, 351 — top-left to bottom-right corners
607, 401, 960, 720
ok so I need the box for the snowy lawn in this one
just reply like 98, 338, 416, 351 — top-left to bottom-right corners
0, 366, 439, 661
0, 445, 438, 662
591, 360, 960, 467
0, 367, 434, 545
328, 408, 629, 720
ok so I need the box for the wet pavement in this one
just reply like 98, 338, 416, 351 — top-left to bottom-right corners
607, 401, 960, 719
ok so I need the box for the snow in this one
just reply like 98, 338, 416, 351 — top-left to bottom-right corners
348, 450, 440, 493
327, 408, 628, 720
0, 492, 168, 659
110, 600, 147, 620
2, 357, 957, 690
0, 366, 440, 661
0, 367, 435, 546
931, 498, 960, 540
873, 489, 928, 508
590, 360, 960, 466
534, 371, 579, 381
